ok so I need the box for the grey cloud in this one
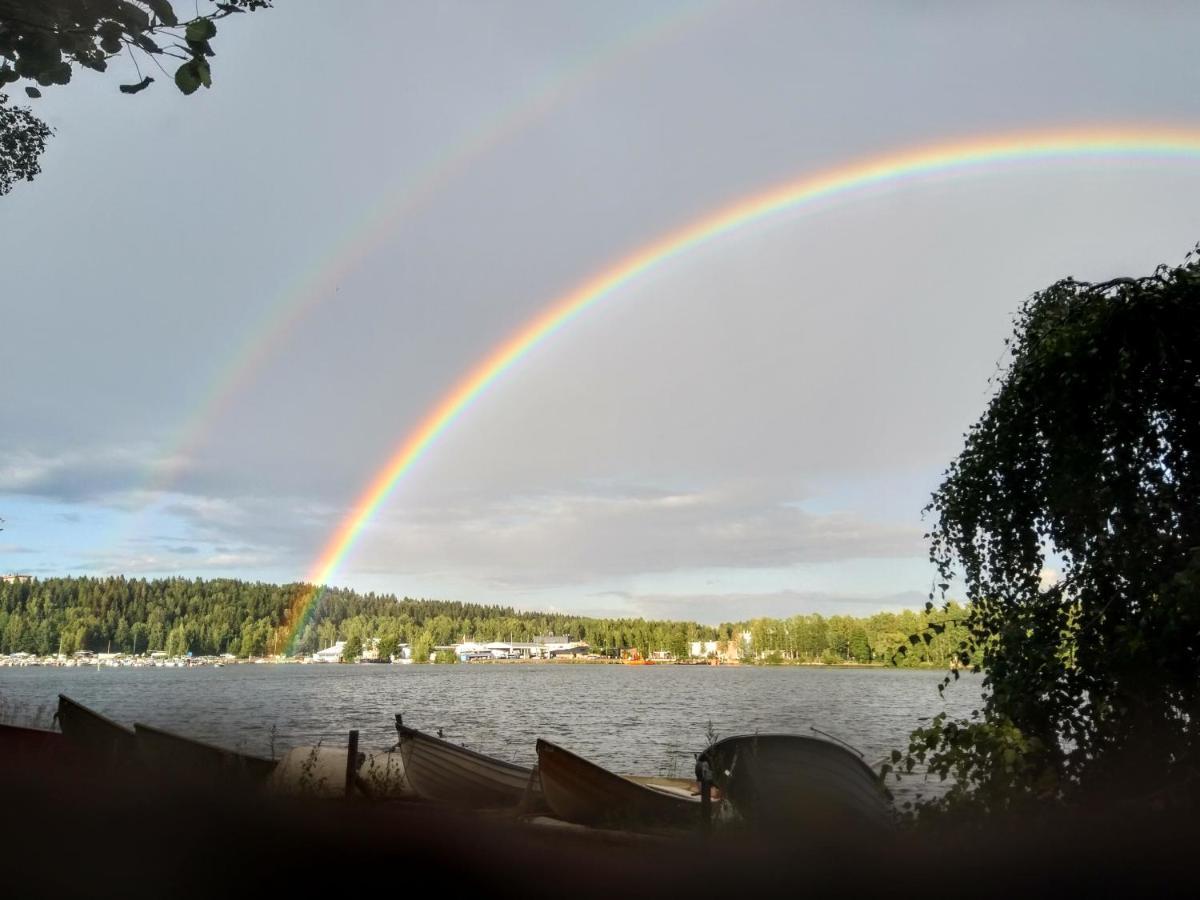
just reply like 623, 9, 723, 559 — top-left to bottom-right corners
0, 445, 161, 504
351, 482, 925, 586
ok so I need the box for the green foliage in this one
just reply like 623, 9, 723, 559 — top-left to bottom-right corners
164, 623, 188, 658
0, 575, 977, 670
340, 634, 362, 663
905, 248, 1200, 815
376, 626, 399, 663
741, 608, 972, 667
0, 1, 267, 95
433, 649, 458, 665
410, 630, 434, 664
0, 92, 50, 195
0, 1, 269, 194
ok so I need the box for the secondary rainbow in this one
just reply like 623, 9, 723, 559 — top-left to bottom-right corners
283, 124, 1200, 650
103, 0, 724, 553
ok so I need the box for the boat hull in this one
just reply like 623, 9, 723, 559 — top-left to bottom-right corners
536, 739, 701, 831
56, 694, 136, 767
0, 722, 71, 768
397, 723, 542, 810
134, 722, 277, 786
701, 733, 894, 833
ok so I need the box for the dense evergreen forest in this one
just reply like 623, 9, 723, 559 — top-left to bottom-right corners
0, 576, 971, 666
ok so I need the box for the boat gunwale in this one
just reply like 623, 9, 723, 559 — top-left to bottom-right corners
57, 693, 135, 736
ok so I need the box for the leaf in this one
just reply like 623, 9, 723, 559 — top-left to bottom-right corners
115, 1, 151, 33
24, 86, 41, 98
119, 75, 154, 94
186, 19, 218, 42
174, 60, 201, 95
145, 0, 179, 27
134, 34, 162, 54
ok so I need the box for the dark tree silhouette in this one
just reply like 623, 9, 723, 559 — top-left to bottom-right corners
899, 246, 1200, 818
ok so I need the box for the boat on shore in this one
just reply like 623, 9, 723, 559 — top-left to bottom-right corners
133, 722, 277, 785
396, 719, 543, 811
56, 694, 136, 766
536, 738, 701, 831
0, 721, 70, 765
698, 732, 894, 833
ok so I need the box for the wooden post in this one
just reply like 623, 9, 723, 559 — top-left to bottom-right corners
696, 755, 713, 836
344, 729, 359, 798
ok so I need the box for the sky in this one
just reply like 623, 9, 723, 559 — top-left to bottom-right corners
2, 1, 1199, 624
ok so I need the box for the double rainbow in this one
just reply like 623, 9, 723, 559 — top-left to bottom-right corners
283, 125, 1200, 651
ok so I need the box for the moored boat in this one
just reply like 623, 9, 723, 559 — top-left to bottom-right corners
536, 739, 701, 831
56, 694, 136, 766
133, 722, 277, 786
698, 732, 894, 834
396, 719, 542, 810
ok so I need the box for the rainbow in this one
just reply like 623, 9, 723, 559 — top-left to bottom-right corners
107, 0, 725, 545
283, 124, 1200, 651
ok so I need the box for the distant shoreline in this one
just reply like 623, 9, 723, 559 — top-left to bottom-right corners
0, 654, 955, 671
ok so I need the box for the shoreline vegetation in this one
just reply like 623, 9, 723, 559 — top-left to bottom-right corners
0, 575, 973, 669
0, 650, 938, 669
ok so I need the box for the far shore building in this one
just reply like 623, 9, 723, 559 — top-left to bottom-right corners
313, 641, 346, 663
454, 635, 589, 661
688, 634, 751, 663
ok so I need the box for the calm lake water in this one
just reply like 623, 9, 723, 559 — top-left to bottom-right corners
0, 664, 983, 800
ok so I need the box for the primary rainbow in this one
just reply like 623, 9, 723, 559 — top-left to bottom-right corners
283, 124, 1200, 650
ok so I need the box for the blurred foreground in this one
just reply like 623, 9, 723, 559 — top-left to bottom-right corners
4, 734, 1197, 898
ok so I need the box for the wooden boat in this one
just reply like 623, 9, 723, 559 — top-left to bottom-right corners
0, 721, 70, 765
56, 694, 136, 767
699, 733, 894, 833
396, 720, 542, 810
536, 738, 701, 831
133, 722, 277, 786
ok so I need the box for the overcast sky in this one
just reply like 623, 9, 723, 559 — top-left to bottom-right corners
2, 1, 1199, 623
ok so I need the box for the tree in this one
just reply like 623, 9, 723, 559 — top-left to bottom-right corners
165, 623, 187, 658
0, 92, 49, 194
411, 630, 434, 664
377, 625, 399, 663
901, 249, 1200, 815
0, 1, 270, 195
340, 634, 362, 663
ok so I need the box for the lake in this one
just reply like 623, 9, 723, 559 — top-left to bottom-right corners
0, 664, 983, 801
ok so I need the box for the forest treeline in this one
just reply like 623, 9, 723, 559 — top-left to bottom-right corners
0, 576, 970, 666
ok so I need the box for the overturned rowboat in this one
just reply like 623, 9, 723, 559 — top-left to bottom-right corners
396, 719, 542, 810
699, 732, 894, 834
536, 738, 701, 831
0, 721, 70, 766
56, 694, 136, 767
133, 722, 277, 786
